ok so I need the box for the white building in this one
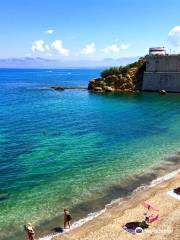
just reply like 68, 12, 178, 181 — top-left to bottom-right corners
149, 47, 166, 56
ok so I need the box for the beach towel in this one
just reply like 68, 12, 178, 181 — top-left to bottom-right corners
147, 214, 159, 223
143, 202, 159, 211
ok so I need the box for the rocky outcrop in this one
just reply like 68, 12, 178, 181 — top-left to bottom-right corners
49, 86, 87, 91
88, 58, 146, 92
50, 86, 65, 90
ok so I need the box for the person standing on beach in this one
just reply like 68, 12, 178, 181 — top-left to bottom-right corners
25, 223, 35, 240
64, 208, 72, 229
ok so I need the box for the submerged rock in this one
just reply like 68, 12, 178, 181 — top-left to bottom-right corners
50, 86, 65, 90
0, 193, 9, 202
49, 86, 87, 91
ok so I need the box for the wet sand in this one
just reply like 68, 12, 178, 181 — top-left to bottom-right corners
53, 172, 180, 240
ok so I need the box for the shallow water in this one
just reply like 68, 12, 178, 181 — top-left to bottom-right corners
0, 69, 180, 239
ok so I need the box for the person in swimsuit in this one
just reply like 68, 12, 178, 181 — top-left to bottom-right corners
64, 209, 72, 229
25, 223, 35, 240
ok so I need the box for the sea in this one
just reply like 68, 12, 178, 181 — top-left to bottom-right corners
0, 68, 180, 240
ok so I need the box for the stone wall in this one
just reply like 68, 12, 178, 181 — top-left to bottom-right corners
142, 72, 180, 92
146, 55, 180, 72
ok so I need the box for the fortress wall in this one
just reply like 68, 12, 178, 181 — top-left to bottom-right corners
146, 55, 180, 72
142, 72, 180, 92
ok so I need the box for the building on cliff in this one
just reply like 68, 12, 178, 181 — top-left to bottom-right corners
142, 48, 180, 92
149, 47, 166, 56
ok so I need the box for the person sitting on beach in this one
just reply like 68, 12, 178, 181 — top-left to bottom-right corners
25, 223, 35, 240
64, 208, 72, 229
142, 213, 158, 224
143, 205, 150, 223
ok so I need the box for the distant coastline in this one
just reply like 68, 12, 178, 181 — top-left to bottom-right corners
0, 57, 139, 69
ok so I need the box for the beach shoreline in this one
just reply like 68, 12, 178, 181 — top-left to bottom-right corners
38, 168, 180, 240
53, 170, 180, 240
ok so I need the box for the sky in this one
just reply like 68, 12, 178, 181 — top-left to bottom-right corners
0, 0, 180, 60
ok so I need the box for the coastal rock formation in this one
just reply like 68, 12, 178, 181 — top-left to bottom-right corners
49, 86, 87, 91
88, 58, 146, 92
50, 86, 65, 90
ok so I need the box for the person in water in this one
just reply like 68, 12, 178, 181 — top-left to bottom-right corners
64, 208, 72, 229
25, 223, 35, 240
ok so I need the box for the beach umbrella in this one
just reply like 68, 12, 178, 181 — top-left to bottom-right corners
143, 202, 159, 211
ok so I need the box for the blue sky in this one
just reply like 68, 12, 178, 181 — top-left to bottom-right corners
0, 0, 180, 59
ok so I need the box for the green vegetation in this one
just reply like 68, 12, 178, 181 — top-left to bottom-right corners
88, 58, 146, 92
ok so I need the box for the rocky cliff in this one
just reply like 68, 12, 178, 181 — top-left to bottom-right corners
88, 58, 146, 92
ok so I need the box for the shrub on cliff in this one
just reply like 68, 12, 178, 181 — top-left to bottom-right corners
101, 67, 123, 78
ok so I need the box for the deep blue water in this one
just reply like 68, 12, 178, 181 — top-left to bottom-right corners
0, 68, 180, 240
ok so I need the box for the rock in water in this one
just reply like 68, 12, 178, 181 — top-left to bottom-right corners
159, 89, 167, 95
50, 86, 65, 90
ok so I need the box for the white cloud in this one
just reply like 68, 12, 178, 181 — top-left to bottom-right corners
102, 43, 130, 54
45, 44, 50, 51
31, 40, 49, 52
120, 44, 130, 49
102, 44, 120, 54
45, 29, 54, 35
80, 42, 96, 55
51, 40, 69, 56
168, 26, 180, 46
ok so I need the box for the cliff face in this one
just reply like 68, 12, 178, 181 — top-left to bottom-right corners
88, 58, 146, 92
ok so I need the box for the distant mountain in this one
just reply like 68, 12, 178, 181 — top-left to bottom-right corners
0, 57, 139, 69
0, 58, 60, 69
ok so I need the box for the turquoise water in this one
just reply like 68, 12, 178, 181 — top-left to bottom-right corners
0, 69, 180, 239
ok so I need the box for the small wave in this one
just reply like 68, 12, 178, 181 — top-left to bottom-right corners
71, 208, 106, 230
38, 209, 106, 240
133, 184, 147, 193
39, 234, 56, 240
105, 197, 123, 207
150, 168, 180, 187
